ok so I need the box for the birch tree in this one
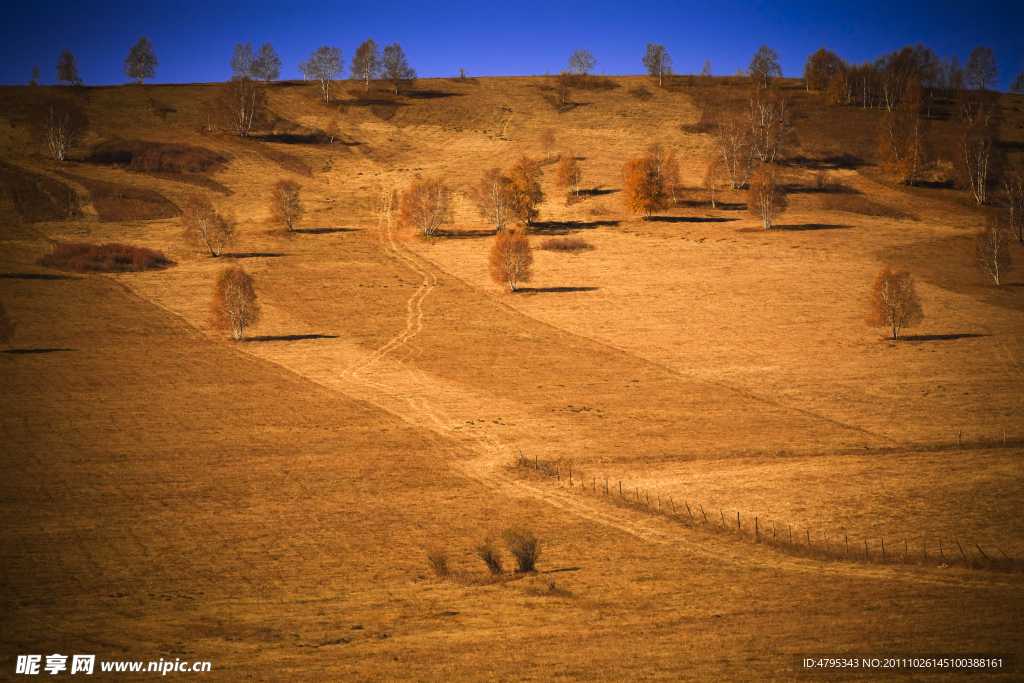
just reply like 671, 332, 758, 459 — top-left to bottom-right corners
182, 196, 234, 256
230, 43, 256, 80
123, 36, 158, 84
642, 43, 673, 86
34, 98, 87, 161
216, 77, 266, 137
475, 168, 514, 232
489, 229, 533, 292
299, 46, 345, 102
253, 43, 281, 84
381, 43, 415, 95
866, 267, 923, 340
399, 177, 453, 237
975, 219, 1012, 285
211, 266, 260, 340
351, 39, 381, 90
56, 49, 82, 86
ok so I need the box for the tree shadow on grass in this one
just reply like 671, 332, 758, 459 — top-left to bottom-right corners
900, 333, 987, 342
649, 216, 738, 223
674, 200, 746, 211
243, 334, 339, 343
0, 273, 80, 280
224, 252, 286, 259
519, 286, 599, 294
406, 90, 465, 100
777, 223, 853, 231
3, 348, 73, 354
531, 220, 619, 234
292, 227, 358, 235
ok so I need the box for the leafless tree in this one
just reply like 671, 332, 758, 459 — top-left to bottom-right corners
270, 179, 302, 231
956, 95, 997, 203
124, 36, 158, 84
878, 78, 925, 185
568, 48, 597, 77
216, 77, 267, 137
975, 218, 1012, 285
29, 65, 41, 86
475, 168, 514, 232
703, 155, 723, 208
998, 170, 1024, 242
748, 45, 782, 89
747, 162, 787, 229
399, 177, 453, 237
182, 196, 234, 256
210, 266, 260, 340
253, 43, 281, 84
56, 49, 82, 86
642, 43, 673, 86
381, 43, 416, 95
965, 46, 998, 90
556, 150, 583, 195
351, 39, 381, 91
748, 84, 791, 163
1012, 70, 1024, 95
540, 128, 556, 159
712, 117, 751, 188
489, 229, 533, 292
299, 46, 345, 102
0, 300, 14, 347
34, 97, 87, 161
866, 267, 923, 339
700, 59, 712, 86
230, 43, 257, 80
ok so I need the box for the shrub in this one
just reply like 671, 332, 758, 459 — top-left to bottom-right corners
37, 242, 172, 273
628, 84, 653, 101
91, 140, 225, 174
538, 237, 593, 252
502, 527, 540, 573
426, 548, 450, 579
475, 539, 503, 575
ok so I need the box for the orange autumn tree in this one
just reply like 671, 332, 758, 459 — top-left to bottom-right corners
399, 176, 453, 237
488, 229, 533, 292
210, 265, 261, 340
866, 266, 923, 339
621, 153, 666, 219
556, 150, 583, 196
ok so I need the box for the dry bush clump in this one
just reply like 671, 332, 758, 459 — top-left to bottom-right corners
37, 242, 172, 273
91, 140, 225, 174
628, 84, 653, 101
474, 539, 503, 575
426, 548, 451, 579
502, 527, 540, 572
538, 236, 593, 252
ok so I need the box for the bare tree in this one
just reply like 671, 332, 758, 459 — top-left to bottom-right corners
0, 300, 14, 347
866, 267, 923, 339
700, 59, 712, 86
556, 70, 572, 106
540, 128, 556, 159
748, 84, 791, 163
661, 148, 681, 203
34, 97, 87, 161
1012, 70, 1024, 95
210, 266, 260, 340
381, 43, 416, 95
230, 43, 256, 80
703, 155, 723, 208
351, 39, 381, 91
489, 229, 533, 292
124, 36, 158, 84
502, 527, 540, 572
712, 117, 751, 188
556, 150, 583, 195
956, 95, 997, 203
29, 64, 41, 86
975, 218, 1012, 285
748, 45, 782, 89
216, 77, 267, 137
747, 162, 787, 229
965, 46, 998, 90
568, 48, 597, 77
182, 196, 234, 256
56, 49, 82, 86
271, 179, 302, 231
399, 177, 453, 237
253, 43, 281, 84
622, 153, 666, 219
642, 43, 673, 86
299, 46, 344, 102
475, 168, 514, 232
999, 169, 1024, 242
878, 78, 924, 185
507, 156, 543, 225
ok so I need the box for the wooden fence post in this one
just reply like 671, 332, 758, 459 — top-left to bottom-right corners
904, 539, 908, 559
939, 539, 943, 563
772, 520, 776, 539
685, 501, 692, 518
721, 509, 726, 526
882, 538, 885, 561
956, 540, 967, 563
737, 511, 741, 532
593, 475, 596, 492
865, 538, 869, 559
556, 465, 559, 481
806, 529, 810, 548
606, 477, 609, 494
535, 454, 538, 470
789, 525, 792, 542
670, 496, 676, 514
657, 493, 661, 511
619, 481, 622, 496
569, 464, 572, 485
755, 517, 759, 542
824, 532, 829, 553
845, 533, 849, 556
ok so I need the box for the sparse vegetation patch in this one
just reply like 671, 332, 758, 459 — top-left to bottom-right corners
37, 242, 173, 273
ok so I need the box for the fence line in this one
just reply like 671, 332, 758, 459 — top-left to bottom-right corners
516, 455, 1019, 574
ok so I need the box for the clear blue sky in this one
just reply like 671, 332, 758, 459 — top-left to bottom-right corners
2, 0, 1022, 90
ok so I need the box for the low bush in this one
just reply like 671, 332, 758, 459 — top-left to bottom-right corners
538, 237, 594, 253
91, 140, 225, 174
426, 548, 450, 579
628, 85, 653, 101
502, 527, 540, 572
37, 242, 172, 273
475, 539, 503, 575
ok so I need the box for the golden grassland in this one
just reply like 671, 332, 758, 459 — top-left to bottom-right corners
1, 76, 1023, 681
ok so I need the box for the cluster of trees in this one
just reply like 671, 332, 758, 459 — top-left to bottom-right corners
620, 143, 680, 219
297, 40, 416, 101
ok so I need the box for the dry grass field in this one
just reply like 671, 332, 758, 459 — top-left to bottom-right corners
1, 76, 1023, 681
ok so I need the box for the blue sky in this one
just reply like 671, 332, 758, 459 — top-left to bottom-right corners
2, 1, 1021, 90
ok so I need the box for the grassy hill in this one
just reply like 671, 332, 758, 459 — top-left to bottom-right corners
1, 76, 1023, 680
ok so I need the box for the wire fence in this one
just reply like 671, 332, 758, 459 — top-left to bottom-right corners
516, 451, 1020, 574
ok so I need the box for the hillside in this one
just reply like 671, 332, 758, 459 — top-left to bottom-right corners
1, 76, 1023, 681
